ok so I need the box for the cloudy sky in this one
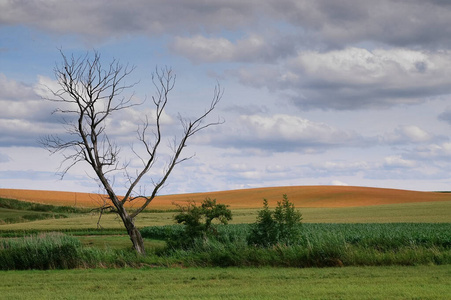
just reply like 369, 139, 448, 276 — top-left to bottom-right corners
2, 0, 451, 195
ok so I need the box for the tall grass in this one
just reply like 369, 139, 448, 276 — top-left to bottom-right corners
0, 232, 83, 269
0, 232, 162, 270
142, 223, 451, 267
0, 223, 449, 270
141, 223, 451, 249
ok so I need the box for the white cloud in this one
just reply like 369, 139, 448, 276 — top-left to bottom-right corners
331, 180, 349, 186
204, 114, 364, 153
232, 47, 451, 110
0, 73, 35, 100
171, 33, 295, 63
0, 71, 178, 147
0, 74, 64, 122
308, 161, 371, 177
266, 164, 291, 173
408, 142, 451, 161
381, 125, 434, 144
398, 126, 432, 143
294, 48, 435, 85
172, 35, 235, 63
238, 114, 357, 147
383, 155, 416, 168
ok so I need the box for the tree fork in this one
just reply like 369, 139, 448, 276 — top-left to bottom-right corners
40, 50, 223, 254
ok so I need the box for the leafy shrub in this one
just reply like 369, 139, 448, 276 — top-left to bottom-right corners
168, 198, 232, 248
248, 194, 302, 247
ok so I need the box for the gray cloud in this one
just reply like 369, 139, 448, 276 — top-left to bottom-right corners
2, 1, 451, 49
170, 33, 297, 63
438, 107, 451, 125
0, 152, 10, 163
0, 74, 65, 146
207, 114, 365, 153
272, 0, 451, 49
3, 1, 451, 113
222, 104, 268, 115
231, 48, 451, 110
0, 0, 260, 40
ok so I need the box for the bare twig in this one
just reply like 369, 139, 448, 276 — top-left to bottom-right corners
40, 50, 223, 254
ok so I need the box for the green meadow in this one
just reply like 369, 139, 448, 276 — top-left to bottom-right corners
0, 196, 450, 299
0, 265, 449, 299
0, 200, 449, 233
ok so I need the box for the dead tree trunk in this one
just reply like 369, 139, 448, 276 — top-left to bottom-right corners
40, 50, 223, 254
122, 212, 145, 254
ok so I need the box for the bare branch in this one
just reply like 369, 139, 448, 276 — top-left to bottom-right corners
128, 80, 223, 218
41, 51, 223, 254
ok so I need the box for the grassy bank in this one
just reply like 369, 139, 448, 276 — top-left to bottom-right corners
0, 265, 449, 299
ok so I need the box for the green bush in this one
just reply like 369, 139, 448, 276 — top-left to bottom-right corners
248, 194, 302, 247
169, 198, 232, 249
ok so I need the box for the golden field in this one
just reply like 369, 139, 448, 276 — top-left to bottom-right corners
1, 185, 450, 210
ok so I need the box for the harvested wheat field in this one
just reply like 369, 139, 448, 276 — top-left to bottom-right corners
1, 186, 451, 209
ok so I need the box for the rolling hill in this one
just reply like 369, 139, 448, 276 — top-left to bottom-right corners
0, 186, 450, 210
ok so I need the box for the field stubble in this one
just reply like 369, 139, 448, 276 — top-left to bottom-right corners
1, 185, 451, 210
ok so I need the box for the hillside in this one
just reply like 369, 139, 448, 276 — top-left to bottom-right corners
1, 186, 450, 210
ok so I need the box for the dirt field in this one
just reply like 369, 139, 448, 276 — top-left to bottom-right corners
1, 186, 450, 209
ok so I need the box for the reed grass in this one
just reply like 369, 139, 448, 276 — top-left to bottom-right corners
142, 223, 451, 267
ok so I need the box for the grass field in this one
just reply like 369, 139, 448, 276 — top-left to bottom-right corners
0, 200, 449, 233
0, 265, 449, 299
0, 186, 449, 298
0, 207, 65, 224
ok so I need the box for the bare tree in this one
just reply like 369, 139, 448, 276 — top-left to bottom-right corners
40, 50, 223, 254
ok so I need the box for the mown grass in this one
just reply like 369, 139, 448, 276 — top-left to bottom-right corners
0, 265, 449, 299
